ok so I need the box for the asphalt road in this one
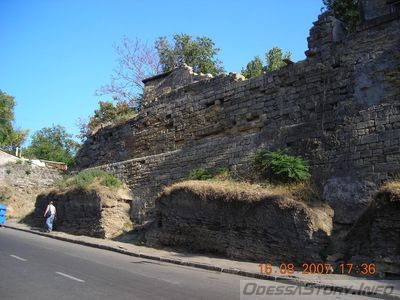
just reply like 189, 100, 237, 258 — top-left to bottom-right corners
0, 228, 373, 300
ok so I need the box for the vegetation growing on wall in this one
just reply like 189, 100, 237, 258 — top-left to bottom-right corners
0, 193, 10, 202
58, 169, 122, 190
183, 158, 317, 204
165, 179, 321, 205
380, 180, 400, 197
251, 149, 310, 183
78, 101, 137, 142
188, 167, 229, 181
323, 0, 359, 31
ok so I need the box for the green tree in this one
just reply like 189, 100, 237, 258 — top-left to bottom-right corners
89, 101, 136, 129
0, 90, 29, 151
0, 90, 16, 145
155, 34, 224, 75
78, 101, 137, 142
24, 125, 79, 167
7, 128, 29, 150
265, 47, 292, 72
241, 56, 264, 79
323, 0, 359, 31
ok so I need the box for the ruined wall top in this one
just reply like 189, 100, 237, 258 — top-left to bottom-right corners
141, 2, 399, 107
141, 64, 245, 108
305, 0, 399, 59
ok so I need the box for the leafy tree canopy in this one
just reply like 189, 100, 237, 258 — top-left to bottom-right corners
265, 47, 292, 72
155, 34, 224, 75
89, 101, 136, 130
0, 90, 15, 145
241, 47, 292, 79
24, 125, 79, 167
241, 56, 264, 79
78, 101, 137, 142
0, 90, 29, 151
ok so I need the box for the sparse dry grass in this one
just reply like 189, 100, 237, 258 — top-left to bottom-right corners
0, 184, 47, 219
164, 180, 275, 202
380, 180, 400, 201
381, 180, 400, 191
163, 179, 321, 205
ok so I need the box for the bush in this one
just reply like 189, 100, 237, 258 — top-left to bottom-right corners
101, 174, 122, 188
0, 194, 9, 202
188, 168, 214, 180
6, 169, 11, 175
25, 170, 31, 175
188, 167, 229, 180
122, 220, 134, 233
60, 169, 122, 190
252, 149, 310, 183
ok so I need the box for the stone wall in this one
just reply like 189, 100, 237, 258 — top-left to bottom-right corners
75, 9, 400, 224
0, 149, 19, 166
0, 161, 62, 188
35, 187, 132, 238
141, 64, 217, 107
360, 0, 399, 22
0, 161, 62, 219
344, 184, 400, 276
145, 182, 333, 264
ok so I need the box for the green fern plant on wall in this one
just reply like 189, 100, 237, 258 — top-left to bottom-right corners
252, 149, 310, 183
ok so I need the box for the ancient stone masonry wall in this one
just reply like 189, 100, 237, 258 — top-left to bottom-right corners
0, 161, 62, 219
76, 11, 400, 224
145, 184, 333, 264
0, 161, 61, 188
35, 188, 131, 238
345, 185, 400, 276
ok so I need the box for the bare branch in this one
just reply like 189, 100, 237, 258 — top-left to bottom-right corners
96, 37, 161, 106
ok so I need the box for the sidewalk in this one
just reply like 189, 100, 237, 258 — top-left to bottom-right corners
3, 220, 399, 299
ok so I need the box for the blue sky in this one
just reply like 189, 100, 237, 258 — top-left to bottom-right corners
0, 0, 323, 144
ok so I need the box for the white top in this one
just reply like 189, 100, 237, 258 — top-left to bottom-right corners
48, 204, 56, 215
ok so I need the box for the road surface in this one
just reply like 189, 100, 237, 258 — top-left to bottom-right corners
0, 228, 374, 300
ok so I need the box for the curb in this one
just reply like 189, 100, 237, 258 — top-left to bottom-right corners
3, 225, 399, 300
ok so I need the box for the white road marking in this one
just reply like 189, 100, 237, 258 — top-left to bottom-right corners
55, 272, 85, 283
160, 278, 180, 285
10, 254, 27, 261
